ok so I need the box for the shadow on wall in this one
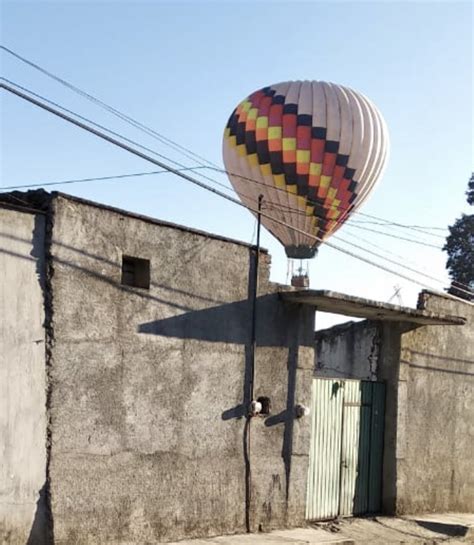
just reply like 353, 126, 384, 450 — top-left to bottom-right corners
138, 289, 310, 505
26, 483, 53, 545
0, 229, 313, 534
401, 350, 474, 377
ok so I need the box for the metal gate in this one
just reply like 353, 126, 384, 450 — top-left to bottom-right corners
306, 378, 385, 520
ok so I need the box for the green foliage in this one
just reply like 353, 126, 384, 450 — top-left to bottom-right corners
443, 173, 474, 300
467, 173, 474, 206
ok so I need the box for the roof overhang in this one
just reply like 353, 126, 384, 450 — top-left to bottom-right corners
279, 290, 466, 326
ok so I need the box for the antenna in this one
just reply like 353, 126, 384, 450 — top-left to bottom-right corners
388, 284, 403, 306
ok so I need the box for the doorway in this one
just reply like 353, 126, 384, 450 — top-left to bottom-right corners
306, 378, 385, 520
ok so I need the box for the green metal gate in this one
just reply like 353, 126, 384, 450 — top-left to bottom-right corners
306, 378, 385, 521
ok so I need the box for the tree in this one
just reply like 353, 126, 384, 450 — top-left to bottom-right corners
443, 173, 474, 301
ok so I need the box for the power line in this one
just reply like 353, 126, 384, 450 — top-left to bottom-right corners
332, 235, 469, 296
0, 78, 263, 207
2, 45, 457, 258
344, 223, 443, 249
1, 46, 451, 239
1, 45, 218, 169
332, 223, 473, 295
1, 167, 207, 191
3, 80, 473, 300
348, 218, 447, 239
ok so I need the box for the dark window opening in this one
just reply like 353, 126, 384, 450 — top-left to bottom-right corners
257, 396, 271, 416
121, 255, 150, 289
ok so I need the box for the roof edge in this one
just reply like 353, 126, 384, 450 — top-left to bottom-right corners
0, 190, 267, 253
280, 289, 467, 326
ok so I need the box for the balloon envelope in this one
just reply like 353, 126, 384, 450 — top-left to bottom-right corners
223, 81, 389, 258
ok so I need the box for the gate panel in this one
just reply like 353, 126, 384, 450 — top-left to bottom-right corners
353, 381, 373, 515
339, 381, 361, 516
307, 379, 385, 520
367, 382, 385, 513
306, 379, 344, 520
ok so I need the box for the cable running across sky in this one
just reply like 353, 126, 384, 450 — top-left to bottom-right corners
1, 80, 473, 300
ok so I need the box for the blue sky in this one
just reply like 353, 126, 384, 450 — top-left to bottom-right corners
1, 1, 473, 328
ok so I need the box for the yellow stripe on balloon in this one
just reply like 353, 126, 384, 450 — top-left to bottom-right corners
260, 164, 272, 175
309, 162, 322, 176
274, 175, 286, 189
327, 188, 337, 201
320, 175, 331, 188
237, 145, 247, 157
247, 154, 258, 166
248, 108, 258, 120
297, 196, 306, 209
256, 117, 268, 129
296, 150, 310, 163
268, 126, 282, 139
282, 138, 296, 151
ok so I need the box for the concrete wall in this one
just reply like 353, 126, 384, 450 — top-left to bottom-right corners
0, 207, 48, 544
314, 295, 474, 516
314, 320, 379, 380
47, 195, 314, 544
394, 292, 474, 514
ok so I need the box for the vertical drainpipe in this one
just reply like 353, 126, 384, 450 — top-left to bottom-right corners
245, 194, 263, 533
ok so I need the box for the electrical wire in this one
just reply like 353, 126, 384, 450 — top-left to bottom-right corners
343, 223, 443, 249
348, 219, 447, 239
2, 78, 472, 300
1, 167, 207, 191
2, 46, 455, 251
0, 45, 219, 168
2, 46, 450, 238
0, 78, 263, 207
332, 235, 467, 295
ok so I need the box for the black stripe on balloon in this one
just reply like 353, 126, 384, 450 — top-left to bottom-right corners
336, 154, 349, 167
236, 121, 246, 145
297, 175, 309, 196
283, 163, 297, 186
256, 141, 270, 164
348, 180, 358, 192
349, 193, 357, 204
307, 187, 318, 202
325, 140, 339, 153
272, 95, 285, 105
344, 167, 356, 180
283, 103, 298, 115
226, 109, 237, 130
312, 127, 327, 139
312, 199, 327, 221
262, 87, 276, 97
297, 114, 312, 126
319, 218, 329, 232
228, 113, 238, 137
245, 131, 257, 155
269, 151, 284, 175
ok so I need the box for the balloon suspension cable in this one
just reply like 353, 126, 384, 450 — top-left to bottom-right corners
249, 194, 263, 407
290, 258, 310, 289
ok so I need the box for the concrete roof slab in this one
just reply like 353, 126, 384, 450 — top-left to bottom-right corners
279, 290, 466, 326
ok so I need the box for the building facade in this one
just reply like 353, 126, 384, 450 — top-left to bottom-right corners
1, 191, 472, 545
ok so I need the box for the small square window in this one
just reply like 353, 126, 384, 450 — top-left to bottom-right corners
121, 255, 150, 289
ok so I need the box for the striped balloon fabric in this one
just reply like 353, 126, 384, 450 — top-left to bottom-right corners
223, 81, 389, 259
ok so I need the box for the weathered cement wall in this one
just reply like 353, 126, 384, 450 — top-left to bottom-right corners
395, 292, 474, 514
314, 320, 379, 380
47, 195, 314, 544
0, 207, 48, 544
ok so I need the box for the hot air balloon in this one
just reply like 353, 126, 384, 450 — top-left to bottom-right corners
223, 81, 389, 259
